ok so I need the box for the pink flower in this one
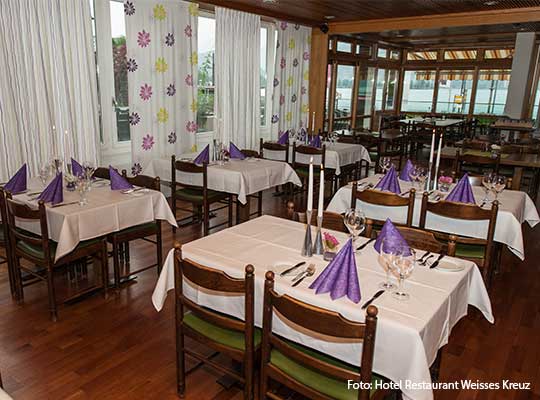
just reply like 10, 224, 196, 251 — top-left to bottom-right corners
303, 51, 310, 61
139, 84, 153, 101
137, 30, 151, 47
438, 176, 453, 184
184, 25, 192, 37
279, 95, 285, 105
141, 134, 155, 151
323, 232, 339, 250
185, 74, 193, 86
186, 121, 198, 133
280, 57, 286, 69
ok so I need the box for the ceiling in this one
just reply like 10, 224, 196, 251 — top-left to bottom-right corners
352, 22, 540, 47
199, 0, 540, 25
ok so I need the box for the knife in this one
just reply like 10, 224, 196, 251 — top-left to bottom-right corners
280, 261, 306, 277
361, 290, 384, 309
430, 253, 446, 269
357, 238, 375, 251
51, 201, 79, 208
418, 251, 431, 263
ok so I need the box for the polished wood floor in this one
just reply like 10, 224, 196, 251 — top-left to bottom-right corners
0, 190, 539, 400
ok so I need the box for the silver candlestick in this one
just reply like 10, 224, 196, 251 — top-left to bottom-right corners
313, 215, 324, 255
301, 210, 313, 257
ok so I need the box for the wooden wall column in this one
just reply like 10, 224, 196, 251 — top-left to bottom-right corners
309, 28, 329, 132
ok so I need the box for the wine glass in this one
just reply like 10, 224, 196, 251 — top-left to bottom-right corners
38, 163, 50, 187
52, 157, 64, 174
378, 157, 391, 174
481, 172, 494, 205
492, 175, 507, 204
416, 166, 428, 191
343, 208, 366, 248
75, 176, 90, 206
388, 245, 416, 301
378, 239, 397, 290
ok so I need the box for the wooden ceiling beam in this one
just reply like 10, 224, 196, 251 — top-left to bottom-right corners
329, 7, 540, 34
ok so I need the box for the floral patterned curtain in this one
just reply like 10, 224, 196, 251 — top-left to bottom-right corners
124, 0, 198, 175
270, 22, 311, 139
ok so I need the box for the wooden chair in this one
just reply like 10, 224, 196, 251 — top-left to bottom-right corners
0, 189, 16, 298
92, 167, 111, 180
174, 244, 259, 399
105, 172, 163, 288
376, 133, 404, 173
455, 150, 500, 176
286, 201, 347, 233
260, 271, 389, 400
355, 134, 379, 178
351, 183, 415, 227
419, 192, 498, 285
365, 219, 457, 256
260, 138, 289, 163
5, 199, 108, 321
464, 174, 512, 189
292, 142, 336, 198
409, 122, 434, 159
170, 156, 233, 236
241, 149, 260, 159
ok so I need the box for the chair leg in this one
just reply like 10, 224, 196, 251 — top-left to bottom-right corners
203, 203, 209, 237
244, 356, 254, 400
101, 242, 109, 299
14, 256, 24, 303
46, 268, 58, 322
228, 195, 233, 227
112, 239, 121, 289
157, 229, 163, 275
257, 191, 263, 217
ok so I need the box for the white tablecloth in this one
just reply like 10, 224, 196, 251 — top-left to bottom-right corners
11, 178, 177, 261
144, 157, 301, 204
263, 141, 371, 176
327, 175, 540, 261
152, 215, 493, 400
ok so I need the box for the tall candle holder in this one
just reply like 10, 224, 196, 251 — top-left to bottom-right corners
313, 215, 324, 255
301, 210, 313, 257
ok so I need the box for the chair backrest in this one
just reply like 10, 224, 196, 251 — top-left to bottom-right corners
456, 150, 500, 175
419, 192, 498, 270
260, 271, 378, 400
0, 189, 9, 246
355, 134, 378, 150
171, 155, 208, 191
241, 149, 260, 158
465, 173, 512, 189
351, 184, 415, 227
121, 171, 161, 191
292, 142, 326, 169
286, 201, 347, 233
260, 138, 289, 163
5, 198, 52, 264
93, 167, 111, 180
174, 244, 255, 357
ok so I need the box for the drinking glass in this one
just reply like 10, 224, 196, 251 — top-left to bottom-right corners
75, 176, 90, 206
492, 175, 507, 203
378, 157, 391, 174
52, 157, 64, 174
481, 172, 494, 205
409, 165, 419, 189
378, 239, 397, 290
416, 167, 428, 191
389, 245, 416, 301
38, 163, 50, 187
343, 208, 366, 248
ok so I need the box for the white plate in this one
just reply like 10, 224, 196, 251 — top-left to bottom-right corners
435, 259, 465, 272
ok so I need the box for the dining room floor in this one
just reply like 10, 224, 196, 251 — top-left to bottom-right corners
0, 190, 539, 400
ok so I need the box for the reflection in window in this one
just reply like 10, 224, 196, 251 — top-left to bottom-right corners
401, 70, 435, 112
436, 70, 474, 114
337, 41, 352, 53
473, 70, 510, 115
374, 69, 386, 111
197, 15, 215, 132
390, 50, 400, 61
377, 48, 388, 58
334, 64, 355, 128
356, 67, 375, 116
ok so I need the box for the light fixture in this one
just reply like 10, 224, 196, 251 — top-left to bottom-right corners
262, 0, 277, 3
324, 15, 335, 20
483, 0, 498, 5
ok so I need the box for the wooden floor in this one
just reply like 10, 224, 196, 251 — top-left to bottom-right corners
1, 190, 540, 400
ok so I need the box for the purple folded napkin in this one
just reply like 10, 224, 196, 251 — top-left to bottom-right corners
3, 164, 27, 194
375, 165, 401, 194
309, 135, 322, 148
309, 239, 361, 303
37, 172, 63, 205
374, 218, 412, 256
277, 131, 289, 145
71, 158, 84, 178
193, 145, 210, 165
110, 166, 133, 190
399, 159, 414, 181
445, 173, 475, 204
229, 142, 246, 160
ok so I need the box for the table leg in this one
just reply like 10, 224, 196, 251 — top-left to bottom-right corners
512, 167, 523, 191
236, 200, 251, 223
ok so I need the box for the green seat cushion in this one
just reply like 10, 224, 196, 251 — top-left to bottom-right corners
17, 237, 102, 261
270, 340, 384, 400
295, 167, 321, 178
369, 152, 378, 160
183, 313, 261, 351
175, 188, 227, 204
455, 243, 485, 259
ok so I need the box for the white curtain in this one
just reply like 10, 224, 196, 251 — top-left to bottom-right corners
0, 0, 100, 181
215, 7, 260, 150
125, 0, 198, 175
270, 22, 311, 139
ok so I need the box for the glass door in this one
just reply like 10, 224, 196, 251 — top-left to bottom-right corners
333, 64, 355, 131
355, 66, 375, 129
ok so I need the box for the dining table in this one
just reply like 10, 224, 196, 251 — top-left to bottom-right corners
327, 174, 540, 261
9, 177, 177, 262
152, 215, 493, 400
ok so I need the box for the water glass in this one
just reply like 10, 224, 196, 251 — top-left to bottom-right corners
389, 245, 416, 301
492, 175, 507, 203
378, 157, 391, 174
75, 176, 90, 206
343, 208, 366, 247
481, 172, 494, 204
378, 239, 397, 290
38, 163, 50, 187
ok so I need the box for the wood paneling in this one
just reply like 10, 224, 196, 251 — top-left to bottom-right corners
199, 0, 540, 25
309, 29, 329, 132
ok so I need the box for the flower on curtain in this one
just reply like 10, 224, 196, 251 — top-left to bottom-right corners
155, 57, 168, 73
142, 134, 155, 150
132, 163, 143, 175
153, 4, 167, 20
124, 1, 136, 15
139, 84, 153, 101
165, 33, 175, 46
185, 74, 193, 86
137, 30, 151, 47
157, 108, 169, 123
129, 112, 141, 125
127, 58, 138, 72
166, 83, 176, 96
184, 25, 192, 37
168, 131, 177, 144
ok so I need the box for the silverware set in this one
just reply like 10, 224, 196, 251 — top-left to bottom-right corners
429, 253, 446, 269
291, 264, 316, 287
361, 290, 385, 309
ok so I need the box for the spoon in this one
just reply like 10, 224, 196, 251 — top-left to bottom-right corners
292, 264, 316, 287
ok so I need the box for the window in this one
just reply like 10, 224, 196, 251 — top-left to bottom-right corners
386, 69, 398, 110
377, 47, 388, 58
337, 41, 352, 53
401, 70, 435, 112
407, 50, 438, 61
197, 15, 215, 133
333, 64, 355, 128
356, 44, 371, 58
374, 69, 386, 111
473, 70, 510, 115
355, 66, 375, 128
485, 48, 514, 59
390, 50, 400, 61
436, 70, 474, 114
260, 27, 268, 126
443, 50, 477, 60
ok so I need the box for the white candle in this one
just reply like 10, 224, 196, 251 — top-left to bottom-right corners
52, 125, 57, 156
312, 112, 316, 133
307, 156, 314, 212
434, 132, 443, 181
427, 128, 436, 188
318, 165, 324, 217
